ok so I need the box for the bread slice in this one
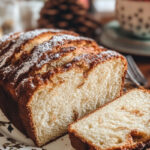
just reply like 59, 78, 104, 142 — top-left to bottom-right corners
69, 88, 150, 150
0, 29, 127, 146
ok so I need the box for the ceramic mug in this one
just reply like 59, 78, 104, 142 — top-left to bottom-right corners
116, 0, 150, 39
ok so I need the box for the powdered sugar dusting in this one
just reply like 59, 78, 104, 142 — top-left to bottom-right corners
0, 28, 63, 46
73, 50, 120, 64
13, 29, 53, 48
74, 54, 90, 62
35, 34, 92, 53
59, 50, 120, 69
19, 77, 35, 89
0, 29, 58, 68
0, 32, 20, 45
94, 50, 120, 63
54, 53, 60, 58
0, 65, 14, 79
36, 47, 75, 69
97, 50, 120, 58
12, 34, 93, 82
73, 54, 93, 64
15, 77, 35, 97
65, 63, 72, 68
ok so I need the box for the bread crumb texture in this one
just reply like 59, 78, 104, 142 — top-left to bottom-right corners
70, 89, 150, 150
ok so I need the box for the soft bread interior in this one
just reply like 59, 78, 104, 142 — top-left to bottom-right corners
29, 58, 125, 146
69, 89, 150, 150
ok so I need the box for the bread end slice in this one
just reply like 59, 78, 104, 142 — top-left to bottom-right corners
68, 89, 150, 150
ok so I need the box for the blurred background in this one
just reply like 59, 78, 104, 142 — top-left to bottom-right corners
0, 0, 116, 35
0, 0, 150, 86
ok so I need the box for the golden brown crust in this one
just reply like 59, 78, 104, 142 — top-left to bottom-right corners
0, 32, 21, 48
69, 132, 90, 150
68, 88, 150, 150
18, 102, 38, 145
0, 86, 26, 134
69, 131, 150, 150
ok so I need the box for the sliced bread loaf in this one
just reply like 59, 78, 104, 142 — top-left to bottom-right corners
0, 29, 127, 146
69, 89, 150, 150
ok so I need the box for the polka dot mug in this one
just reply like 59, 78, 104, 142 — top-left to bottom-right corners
116, 0, 150, 39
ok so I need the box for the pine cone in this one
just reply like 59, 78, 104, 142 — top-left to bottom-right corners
38, 0, 101, 40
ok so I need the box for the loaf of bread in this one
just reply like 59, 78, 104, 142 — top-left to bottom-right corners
69, 89, 150, 150
0, 29, 127, 146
